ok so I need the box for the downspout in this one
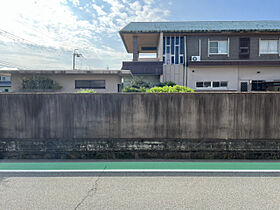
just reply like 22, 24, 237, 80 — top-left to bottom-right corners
184, 36, 187, 87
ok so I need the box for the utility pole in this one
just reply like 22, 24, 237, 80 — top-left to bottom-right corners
72, 49, 82, 70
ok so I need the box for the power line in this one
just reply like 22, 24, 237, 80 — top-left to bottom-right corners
0, 28, 91, 69
0, 28, 38, 45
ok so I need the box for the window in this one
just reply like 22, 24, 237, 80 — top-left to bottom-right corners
203, 81, 211, 88
213, 81, 220, 88
176, 37, 179, 45
196, 81, 228, 89
180, 56, 184, 64
141, 47, 157, 51
221, 81, 228, 87
75, 80, 105, 89
163, 37, 165, 55
239, 38, 250, 59
260, 40, 279, 54
180, 37, 184, 54
251, 80, 266, 91
171, 37, 175, 55
166, 46, 170, 54
163, 36, 185, 64
175, 46, 179, 64
209, 40, 228, 54
196, 82, 203, 88
167, 37, 170, 45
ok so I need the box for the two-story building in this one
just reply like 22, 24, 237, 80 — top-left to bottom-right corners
120, 21, 280, 91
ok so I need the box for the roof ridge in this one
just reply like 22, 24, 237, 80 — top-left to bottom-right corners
120, 21, 280, 33
128, 20, 280, 23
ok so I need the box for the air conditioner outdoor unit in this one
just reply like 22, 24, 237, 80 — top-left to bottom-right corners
191, 56, 201, 61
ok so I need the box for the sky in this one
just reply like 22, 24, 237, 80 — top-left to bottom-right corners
0, 0, 279, 70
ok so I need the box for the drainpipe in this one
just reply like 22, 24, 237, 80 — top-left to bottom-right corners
184, 36, 187, 87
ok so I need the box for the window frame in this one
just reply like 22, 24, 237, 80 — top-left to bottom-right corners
196, 82, 203, 88
163, 36, 185, 65
196, 81, 229, 89
239, 37, 250, 59
259, 39, 279, 55
213, 81, 220, 88
75, 80, 106, 89
208, 40, 229, 55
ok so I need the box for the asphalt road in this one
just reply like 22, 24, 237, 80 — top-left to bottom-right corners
1, 173, 280, 210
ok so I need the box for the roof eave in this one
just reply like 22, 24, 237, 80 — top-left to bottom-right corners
119, 31, 130, 53
120, 29, 280, 34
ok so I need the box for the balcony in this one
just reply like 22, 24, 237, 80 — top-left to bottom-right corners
122, 61, 163, 75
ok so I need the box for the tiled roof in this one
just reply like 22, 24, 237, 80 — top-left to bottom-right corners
120, 21, 280, 33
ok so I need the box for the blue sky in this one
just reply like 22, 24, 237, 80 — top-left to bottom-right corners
0, 0, 279, 70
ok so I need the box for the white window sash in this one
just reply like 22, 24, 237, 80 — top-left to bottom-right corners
209, 40, 228, 55
196, 81, 228, 89
259, 39, 279, 54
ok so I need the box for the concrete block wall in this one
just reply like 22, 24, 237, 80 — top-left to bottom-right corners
1, 93, 280, 159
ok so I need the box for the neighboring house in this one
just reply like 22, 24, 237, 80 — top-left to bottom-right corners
120, 21, 280, 91
0, 75, 11, 92
0, 70, 132, 93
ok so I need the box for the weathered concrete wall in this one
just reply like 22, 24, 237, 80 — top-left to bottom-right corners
2, 138, 280, 159
1, 93, 280, 159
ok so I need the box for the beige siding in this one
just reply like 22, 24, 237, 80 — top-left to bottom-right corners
11, 73, 122, 93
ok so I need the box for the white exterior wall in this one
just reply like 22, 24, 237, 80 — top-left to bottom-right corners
0, 87, 11, 92
187, 66, 238, 91
187, 65, 280, 91
238, 66, 280, 91
11, 74, 122, 93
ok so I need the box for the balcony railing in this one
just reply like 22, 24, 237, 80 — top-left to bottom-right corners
122, 61, 163, 75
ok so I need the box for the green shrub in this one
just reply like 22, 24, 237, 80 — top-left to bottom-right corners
122, 86, 146, 92
131, 79, 151, 88
158, 81, 176, 87
22, 76, 62, 90
77, 89, 96, 93
147, 85, 194, 93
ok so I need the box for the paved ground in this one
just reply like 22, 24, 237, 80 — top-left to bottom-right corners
1, 173, 280, 210
1, 161, 280, 210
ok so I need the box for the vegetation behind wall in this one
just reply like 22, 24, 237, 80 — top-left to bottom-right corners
22, 76, 62, 90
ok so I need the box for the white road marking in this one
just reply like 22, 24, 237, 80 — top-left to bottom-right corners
1, 169, 280, 173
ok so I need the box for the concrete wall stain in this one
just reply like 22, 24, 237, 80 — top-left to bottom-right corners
1, 93, 280, 159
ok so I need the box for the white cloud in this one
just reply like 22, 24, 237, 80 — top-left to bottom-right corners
69, 0, 80, 6
0, 67, 18, 70
0, 0, 170, 69
91, 0, 170, 34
